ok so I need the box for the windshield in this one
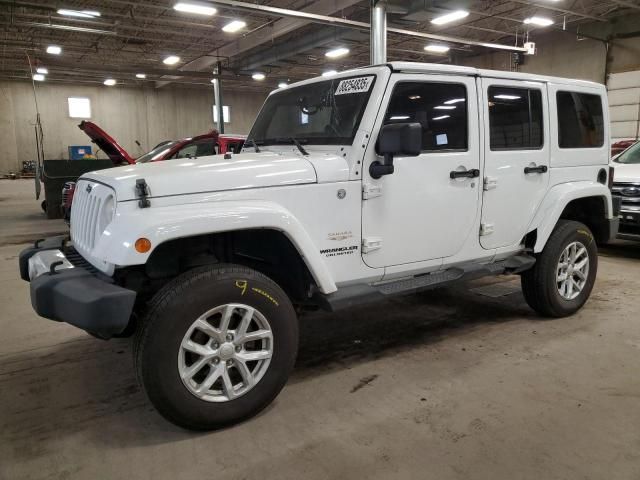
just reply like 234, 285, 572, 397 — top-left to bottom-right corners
136, 141, 178, 163
615, 141, 640, 164
247, 74, 376, 146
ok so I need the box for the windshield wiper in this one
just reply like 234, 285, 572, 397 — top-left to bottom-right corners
270, 137, 308, 156
244, 139, 261, 153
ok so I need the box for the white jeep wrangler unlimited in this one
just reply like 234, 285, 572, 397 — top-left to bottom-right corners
20, 63, 619, 430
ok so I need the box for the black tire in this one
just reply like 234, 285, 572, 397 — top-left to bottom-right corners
134, 264, 298, 430
522, 220, 598, 317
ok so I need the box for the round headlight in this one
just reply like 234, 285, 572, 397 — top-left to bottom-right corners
98, 195, 116, 233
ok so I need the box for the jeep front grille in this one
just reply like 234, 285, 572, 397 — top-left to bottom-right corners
70, 180, 114, 252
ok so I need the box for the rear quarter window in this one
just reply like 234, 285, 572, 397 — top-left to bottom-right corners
556, 91, 604, 148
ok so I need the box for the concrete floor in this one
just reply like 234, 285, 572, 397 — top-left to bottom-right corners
1, 179, 640, 480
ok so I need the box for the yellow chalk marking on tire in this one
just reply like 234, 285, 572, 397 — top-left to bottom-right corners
251, 287, 279, 306
235, 280, 248, 295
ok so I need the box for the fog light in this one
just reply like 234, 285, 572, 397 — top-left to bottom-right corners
135, 238, 152, 253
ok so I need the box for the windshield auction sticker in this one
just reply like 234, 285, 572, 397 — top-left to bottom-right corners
334, 76, 375, 95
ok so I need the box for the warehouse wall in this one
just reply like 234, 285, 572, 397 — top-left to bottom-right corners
458, 16, 640, 84
0, 81, 267, 173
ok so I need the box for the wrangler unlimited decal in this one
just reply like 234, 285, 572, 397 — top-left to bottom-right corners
320, 245, 359, 257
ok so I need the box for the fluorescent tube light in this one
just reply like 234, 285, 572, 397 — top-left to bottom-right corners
46, 45, 62, 55
431, 10, 469, 25
222, 20, 247, 32
163, 55, 181, 65
173, 2, 217, 16
325, 47, 350, 58
424, 44, 450, 53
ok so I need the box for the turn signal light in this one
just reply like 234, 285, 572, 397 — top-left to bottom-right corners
135, 238, 152, 253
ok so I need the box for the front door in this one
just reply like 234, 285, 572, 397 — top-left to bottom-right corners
479, 79, 550, 249
361, 74, 481, 269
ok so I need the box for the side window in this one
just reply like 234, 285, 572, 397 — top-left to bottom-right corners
384, 82, 468, 151
195, 140, 216, 157
488, 86, 543, 150
556, 91, 604, 148
174, 143, 198, 159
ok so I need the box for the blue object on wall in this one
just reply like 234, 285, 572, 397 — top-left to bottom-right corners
68, 145, 92, 160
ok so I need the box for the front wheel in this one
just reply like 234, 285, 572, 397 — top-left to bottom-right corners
522, 220, 598, 317
134, 264, 298, 430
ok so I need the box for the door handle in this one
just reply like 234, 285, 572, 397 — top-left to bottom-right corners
450, 168, 480, 179
524, 165, 548, 174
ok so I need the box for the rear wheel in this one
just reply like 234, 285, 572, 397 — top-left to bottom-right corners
522, 220, 597, 317
134, 264, 298, 430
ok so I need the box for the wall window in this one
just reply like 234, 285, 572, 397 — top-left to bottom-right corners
556, 91, 604, 148
212, 105, 230, 123
384, 82, 468, 151
68, 97, 91, 118
488, 86, 543, 150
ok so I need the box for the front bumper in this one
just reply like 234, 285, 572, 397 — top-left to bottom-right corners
19, 237, 136, 339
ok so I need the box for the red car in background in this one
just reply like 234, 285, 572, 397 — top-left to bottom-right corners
62, 122, 246, 221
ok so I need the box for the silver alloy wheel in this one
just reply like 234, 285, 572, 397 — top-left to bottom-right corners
178, 303, 273, 402
556, 241, 589, 300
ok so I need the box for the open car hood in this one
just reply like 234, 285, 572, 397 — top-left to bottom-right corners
78, 121, 136, 166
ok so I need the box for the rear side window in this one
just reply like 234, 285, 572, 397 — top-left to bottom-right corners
488, 86, 543, 150
384, 82, 468, 151
556, 92, 604, 148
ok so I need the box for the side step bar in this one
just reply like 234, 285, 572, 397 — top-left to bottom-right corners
317, 255, 535, 312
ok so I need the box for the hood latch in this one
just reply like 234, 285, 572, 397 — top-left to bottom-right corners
135, 178, 151, 208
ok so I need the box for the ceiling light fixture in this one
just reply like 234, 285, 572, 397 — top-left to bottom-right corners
252, 72, 266, 80
104, 79, 116, 86
136, 73, 146, 79
278, 82, 288, 88
434, 105, 456, 110
424, 44, 450, 53
390, 115, 410, 120
322, 70, 338, 77
431, 10, 469, 25
57, 9, 101, 18
444, 98, 465, 104
222, 20, 247, 32
36, 67, 48, 74
432, 115, 450, 120
494, 94, 521, 100
173, 2, 217, 16
163, 55, 180, 65
523, 16, 553, 26
325, 47, 350, 58
46, 45, 62, 55
33, 74, 45, 81
409, 95, 421, 100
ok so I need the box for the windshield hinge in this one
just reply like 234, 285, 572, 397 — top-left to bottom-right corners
362, 237, 383, 253
362, 183, 382, 200
135, 178, 151, 208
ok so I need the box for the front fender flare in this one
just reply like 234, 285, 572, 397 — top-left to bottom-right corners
527, 181, 612, 253
97, 200, 337, 294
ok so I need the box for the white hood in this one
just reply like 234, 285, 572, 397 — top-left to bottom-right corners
612, 162, 640, 183
80, 151, 348, 201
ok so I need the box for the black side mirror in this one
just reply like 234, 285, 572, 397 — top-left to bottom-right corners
370, 122, 422, 179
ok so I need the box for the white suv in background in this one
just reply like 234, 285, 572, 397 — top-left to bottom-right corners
611, 141, 640, 239
20, 63, 619, 430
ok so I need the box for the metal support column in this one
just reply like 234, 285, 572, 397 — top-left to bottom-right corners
370, 0, 387, 65
213, 61, 225, 134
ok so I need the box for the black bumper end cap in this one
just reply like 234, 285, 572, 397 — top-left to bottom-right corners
31, 268, 136, 339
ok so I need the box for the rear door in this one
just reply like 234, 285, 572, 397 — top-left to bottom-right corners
479, 78, 550, 249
